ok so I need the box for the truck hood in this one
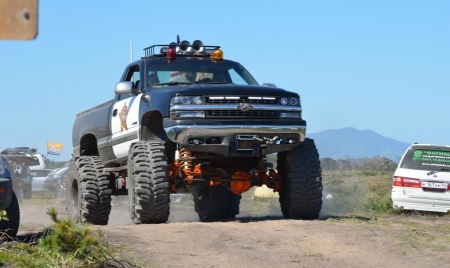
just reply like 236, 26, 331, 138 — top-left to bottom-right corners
157, 84, 299, 97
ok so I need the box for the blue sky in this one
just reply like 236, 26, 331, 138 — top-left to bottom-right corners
1, 0, 449, 161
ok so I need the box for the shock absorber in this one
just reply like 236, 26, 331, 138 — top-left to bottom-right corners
179, 147, 194, 174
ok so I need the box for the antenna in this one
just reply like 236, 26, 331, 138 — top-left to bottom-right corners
130, 40, 133, 63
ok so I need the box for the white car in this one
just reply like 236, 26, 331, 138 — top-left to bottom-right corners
392, 143, 450, 213
31, 169, 53, 192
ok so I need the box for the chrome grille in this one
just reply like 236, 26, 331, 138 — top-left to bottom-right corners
206, 96, 278, 104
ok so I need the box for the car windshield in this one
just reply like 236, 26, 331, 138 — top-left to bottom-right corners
144, 58, 259, 87
400, 148, 450, 171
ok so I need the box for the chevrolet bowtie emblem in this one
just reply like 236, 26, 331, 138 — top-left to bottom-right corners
238, 103, 254, 112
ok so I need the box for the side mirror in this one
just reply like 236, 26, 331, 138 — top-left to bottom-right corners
114, 81, 142, 95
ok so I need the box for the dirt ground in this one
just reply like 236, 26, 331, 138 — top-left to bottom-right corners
17, 193, 450, 268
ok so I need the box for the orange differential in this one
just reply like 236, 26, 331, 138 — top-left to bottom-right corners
268, 169, 281, 191
230, 170, 252, 194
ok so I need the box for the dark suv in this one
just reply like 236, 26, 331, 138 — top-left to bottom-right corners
0, 157, 20, 237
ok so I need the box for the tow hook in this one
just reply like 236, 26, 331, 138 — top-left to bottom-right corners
253, 136, 280, 146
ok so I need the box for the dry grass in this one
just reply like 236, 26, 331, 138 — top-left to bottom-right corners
321, 170, 394, 217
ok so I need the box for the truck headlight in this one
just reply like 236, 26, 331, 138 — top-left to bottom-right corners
280, 97, 300, 106
171, 96, 203, 105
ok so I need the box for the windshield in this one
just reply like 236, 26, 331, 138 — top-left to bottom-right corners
400, 148, 450, 171
144, 58, 258, 88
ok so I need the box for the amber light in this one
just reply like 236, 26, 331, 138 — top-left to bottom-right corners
167, 48, 176, 59
0, 187, 7, 194
210, 49, 223, 60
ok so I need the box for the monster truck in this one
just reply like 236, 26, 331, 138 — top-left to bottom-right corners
67, 39, 323, 225
0, 156, 20, 237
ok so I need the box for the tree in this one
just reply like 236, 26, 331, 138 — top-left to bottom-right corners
321, 157, 339, 171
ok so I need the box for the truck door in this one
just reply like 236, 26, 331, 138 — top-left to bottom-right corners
110, 65, 142, 160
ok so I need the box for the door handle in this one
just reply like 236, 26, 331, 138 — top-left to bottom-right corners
113, 109, 118, 117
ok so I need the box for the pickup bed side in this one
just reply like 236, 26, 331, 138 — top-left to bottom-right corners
72, 100, 113, 160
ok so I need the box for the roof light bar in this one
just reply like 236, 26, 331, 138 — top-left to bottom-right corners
144, 40, 221, 57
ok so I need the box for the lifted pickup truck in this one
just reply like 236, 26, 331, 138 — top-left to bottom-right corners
67, 39, 323, 225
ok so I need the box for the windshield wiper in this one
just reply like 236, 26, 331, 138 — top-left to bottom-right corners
156, 82, 193, 86
202, 82, 233, 85
427, 168, 450, 176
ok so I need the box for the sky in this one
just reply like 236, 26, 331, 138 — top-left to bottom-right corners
1, 0, 449, 161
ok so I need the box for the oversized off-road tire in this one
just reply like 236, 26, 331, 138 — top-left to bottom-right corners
0, 192, 20, 238
66, 156, 112, 225
193, 186, 241, 222
277, 138, 323, 219
128, 141, 170, 224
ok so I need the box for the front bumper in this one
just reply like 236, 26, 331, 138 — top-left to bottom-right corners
0, 178, 13, 210
164, 124, 306, 155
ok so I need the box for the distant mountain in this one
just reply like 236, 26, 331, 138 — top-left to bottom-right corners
308, 127, 410, 161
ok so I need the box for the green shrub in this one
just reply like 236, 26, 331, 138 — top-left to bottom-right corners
322, 170, 396, 216
0, 208, 136, 267
365, 184, 394, 213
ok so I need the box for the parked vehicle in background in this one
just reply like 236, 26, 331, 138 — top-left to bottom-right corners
4, 147, 47, 171
14, 163, 33, 199
0, 149, 39, 200
31, 169, 53, 192
44, 167, 68, 198
29, 153, 47, 171
392, 143, 450, 213
0, 156, 20, 237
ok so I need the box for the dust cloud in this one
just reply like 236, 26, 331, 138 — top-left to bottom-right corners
19, 188, 290, 232
108, 195, 199, 224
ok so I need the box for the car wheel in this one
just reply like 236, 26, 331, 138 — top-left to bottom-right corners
0, 192, 20, 238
